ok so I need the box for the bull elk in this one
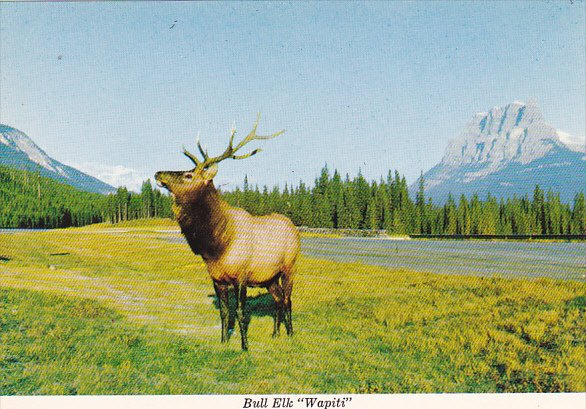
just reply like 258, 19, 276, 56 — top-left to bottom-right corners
155, 116, 299, 350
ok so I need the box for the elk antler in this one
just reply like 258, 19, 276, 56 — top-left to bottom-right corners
183, 114, 285, 169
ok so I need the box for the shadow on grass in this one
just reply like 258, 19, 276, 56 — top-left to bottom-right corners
208, 291, 275, 333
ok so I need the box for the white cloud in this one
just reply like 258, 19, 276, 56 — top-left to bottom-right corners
67, 162, 150, 193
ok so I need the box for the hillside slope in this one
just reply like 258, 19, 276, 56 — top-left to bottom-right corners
0, 165, 104, 228
0, 125, 115, 194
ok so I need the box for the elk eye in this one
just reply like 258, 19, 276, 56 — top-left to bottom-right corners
184, 173, 193, 180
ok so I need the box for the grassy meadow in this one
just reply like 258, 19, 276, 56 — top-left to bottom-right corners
0, 219, 584, 394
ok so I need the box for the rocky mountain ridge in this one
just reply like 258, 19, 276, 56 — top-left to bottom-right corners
0, 124, 115, 194
419, 101, 585, 203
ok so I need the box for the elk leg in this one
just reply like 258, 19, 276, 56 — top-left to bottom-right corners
267, 280, 285, 338
282, 274, 293, 336
213, 282, 230, 343
235, 282, 249, 351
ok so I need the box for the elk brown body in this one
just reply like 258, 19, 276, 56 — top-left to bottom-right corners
155, 118, 299, 350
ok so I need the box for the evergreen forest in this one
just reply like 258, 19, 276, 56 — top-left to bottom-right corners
0, 165, 171, 228
1, 164, 584, 235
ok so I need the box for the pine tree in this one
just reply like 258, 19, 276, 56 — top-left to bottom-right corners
571, 192, 586, 234
141, 180, 155, 218
355, 169, 370, 229
479, 195, 499, 234
415, 172, 426, 234
469, 194, 481, 234
443, 194, 457, 235
329, 170, 343, 228
532, 185, 546, 234
366, 194, 379, 231
457, 194, 470, 235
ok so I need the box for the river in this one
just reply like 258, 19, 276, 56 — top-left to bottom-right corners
302, 237, 586, 280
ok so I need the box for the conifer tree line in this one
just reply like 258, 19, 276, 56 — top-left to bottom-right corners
221, 165, 586, 235
1, 164, 584, 235
102, 181, 173, 224
0, 165, 103, 228
0, 166, 172, 228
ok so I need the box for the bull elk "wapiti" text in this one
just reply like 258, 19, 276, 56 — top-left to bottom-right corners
155, 116, 299, 350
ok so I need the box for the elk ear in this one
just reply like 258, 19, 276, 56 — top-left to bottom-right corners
201, 164, 218, 181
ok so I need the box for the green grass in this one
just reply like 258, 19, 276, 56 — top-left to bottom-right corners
76, 218, 179, 230
0, 219, 584, 394
0, 287, 257, 394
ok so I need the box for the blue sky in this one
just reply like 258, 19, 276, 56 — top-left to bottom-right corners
1, 1, 584, 191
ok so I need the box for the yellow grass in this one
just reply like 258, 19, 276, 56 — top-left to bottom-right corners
0, 219, 584, 393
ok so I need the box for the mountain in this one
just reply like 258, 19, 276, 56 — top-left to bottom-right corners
0, 124, 115, 194
418, 101, 586, 203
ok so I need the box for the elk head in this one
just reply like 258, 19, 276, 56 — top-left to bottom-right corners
155, 115, 285, 204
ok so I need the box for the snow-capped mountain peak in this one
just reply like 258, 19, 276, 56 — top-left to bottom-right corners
441, 101, 563, 169
0, 124, 115, 194
417, 102, 586, 203
556, 130, 585, 154
0, 125, 70, 177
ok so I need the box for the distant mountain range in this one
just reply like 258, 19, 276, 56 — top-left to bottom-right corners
416, 101, 586, 203
0, 124, 115, 194
2, 101, 584, 201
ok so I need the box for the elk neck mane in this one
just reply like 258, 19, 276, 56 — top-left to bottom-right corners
173, 182, 231, 261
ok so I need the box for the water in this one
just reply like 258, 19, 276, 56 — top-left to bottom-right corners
165, 234, 585, 280
302, 237, 586, 281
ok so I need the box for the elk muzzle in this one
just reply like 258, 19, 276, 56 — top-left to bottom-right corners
154, 171, 183, 191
